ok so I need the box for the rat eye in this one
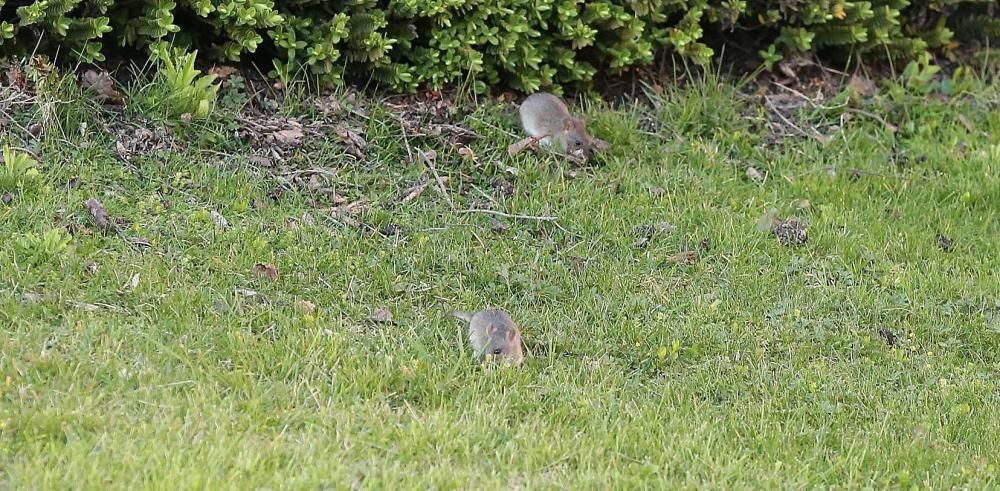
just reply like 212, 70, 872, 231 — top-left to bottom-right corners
492, 348, 503, 355
574, 139, 583, 147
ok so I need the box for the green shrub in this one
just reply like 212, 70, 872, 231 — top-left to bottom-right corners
0, 0, 996, 91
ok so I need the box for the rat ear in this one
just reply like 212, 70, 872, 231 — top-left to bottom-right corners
506, 330, 516, 341
563, 117, 577, 131
487, 324, 497, 335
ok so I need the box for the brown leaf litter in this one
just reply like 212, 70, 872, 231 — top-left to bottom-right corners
83, 198, 113, 233
80, 70, 124, 105
112, 124, 173, 163
252, 263, 279, 280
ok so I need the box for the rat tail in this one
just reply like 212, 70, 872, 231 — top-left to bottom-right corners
452, 310, 473, 322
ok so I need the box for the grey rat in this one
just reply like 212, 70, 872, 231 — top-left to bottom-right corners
452, 309, 525, 365
518, 92, 609, 161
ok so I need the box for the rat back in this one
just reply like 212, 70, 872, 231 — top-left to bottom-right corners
519, 93, 571, 143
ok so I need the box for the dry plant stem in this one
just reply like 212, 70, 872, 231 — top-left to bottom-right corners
456, 208, 559, 222
507, 135, 547, 156
765, 99, 830, 143
844, 108, 898, 132
419, 149, 456, 210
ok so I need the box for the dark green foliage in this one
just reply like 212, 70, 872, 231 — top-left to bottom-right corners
0, 0, 995, 91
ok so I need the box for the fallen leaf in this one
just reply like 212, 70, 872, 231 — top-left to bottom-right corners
273, 127, 304, 147
418, 148, 437, 163
83, 261, 99, 275
208, 65, 240, 79
1, 193, 13, 205
957, 115, 977, 134
458, 146, 476, 161
399, 178, 431, 203
369, 307, 393, 323
127, 236, 152, 249
746, 166, 765, 183
295, 300, 316, 314
379, 224, 403, 237
847, 74, 876, 98
28, 123, 43, 138
5, 65, 26, 89
755, 208, 781, 232
490, 176, 515, 197
21, 292, 45, 303
666, 251, 699, 265
234, 288, 259, 298
210, 210, 229, 228
252, 263, 279, 280
507, 135, 544, 156
122, 273, 140, 291
490, 218, 509, 234
83, 198, 112, 232
69, 301, 101, 312
335, 126, 367, 157
80, 70, 124, 105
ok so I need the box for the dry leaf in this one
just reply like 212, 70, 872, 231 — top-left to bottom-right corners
847, 74, 876, 98
210, 210, 229, 228
83, 198, 112, 232
122, 273, 140, 291
756, 208, 781, 232
369, 307, 393, 323
507, 135, 544, 156
458, 146, 476, 161
252, 263, 279, 280
21, 292, 45, 303
70, 301, 101, 312
335, 126, 367, 157
315, 96, 342, 115
235, 288, 259, 298
5, 65, 26, 89
666, 251, 699, 265
209, 65, 240, 79
273, 127, 304, 146
295, 300, 317, 314
416, 149, 438, 165
399, 177, 431, 203
490, 218, 509, 234
957, 115, 977, 135
746, 166, 765, 183
80, 70, 124, 105
127, 236, 152, 249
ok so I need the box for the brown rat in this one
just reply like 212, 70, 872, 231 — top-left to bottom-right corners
453, 309, 525, 365
518, 92, 609, 161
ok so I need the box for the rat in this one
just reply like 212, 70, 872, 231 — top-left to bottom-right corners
452, 309, 525, 365
516, 92, 609, 162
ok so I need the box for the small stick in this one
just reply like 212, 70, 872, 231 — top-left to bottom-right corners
418, 148, 456, 210
507, 135, 547, 156
456, 208, 559, 222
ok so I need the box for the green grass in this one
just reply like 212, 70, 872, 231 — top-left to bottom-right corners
2, 67, 999, 489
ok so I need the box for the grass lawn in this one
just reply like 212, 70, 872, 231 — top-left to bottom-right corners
2, 66, 999, 489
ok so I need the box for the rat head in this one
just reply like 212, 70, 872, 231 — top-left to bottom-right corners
562, 117, 610, 160
483, 324, 524, 365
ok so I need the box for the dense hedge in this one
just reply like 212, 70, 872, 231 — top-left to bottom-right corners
0, 0, 996, 91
